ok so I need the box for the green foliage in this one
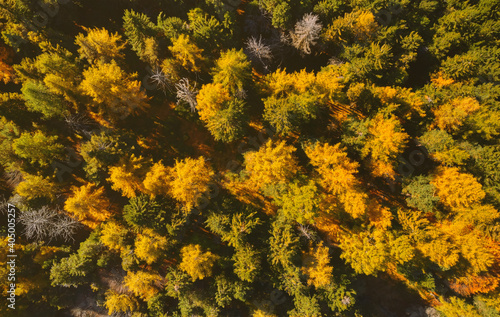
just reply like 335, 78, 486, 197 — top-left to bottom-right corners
123, 9, 158, 61
212, 48, 251, 93
3, 0, 500, 315
13, 130, 64, 167
123, 194, 166, 232
273, 180, 319, 224
402, 176, 439, 213
21, 80, 68, 118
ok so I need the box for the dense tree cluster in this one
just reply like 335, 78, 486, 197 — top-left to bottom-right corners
0, 0, 499, 316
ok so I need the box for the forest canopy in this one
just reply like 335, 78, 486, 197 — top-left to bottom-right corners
0, 0, 500, 316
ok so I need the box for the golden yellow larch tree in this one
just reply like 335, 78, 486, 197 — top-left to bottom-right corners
305, 141, 367, 218
143, 161, 170, 196
362, 113, 409, 178
168, 34, 205, 72
367, 201, 393, 229
15, 174, 58, 202
108, 155, 150, 198
436, 296, 482, 317
339, 189, 368, 219
418, 229, 460, 270
167, 156, 214, 211
244, 139, 299, 189
433, 97, 480, 132
124, 270, 161, 301
75, 27, 125, 63
104, 290, 138, 315
80, 60, 149, 123
458, 232, 495, 273
64, 183, 113, 228
339, 229, 389, 275
100, 221, 129, 252
302, 242, 333, 288
179, 244, 218, 282
196, 82, 231, 122
304, 142, 359, 195
431, 167, 485, 209
134, 229, 170, 265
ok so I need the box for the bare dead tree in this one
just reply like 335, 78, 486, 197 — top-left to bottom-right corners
4, 169, 23, 188
290, 13, 322, 55
18, 206, 80, 243
149, 67, 173, 94
64, 113, 95, 135
175, 78, 199, 112
297, 223, 317, 241
245, 36, 273, 68
18, 206, 56, 242
56, 214, 81, 242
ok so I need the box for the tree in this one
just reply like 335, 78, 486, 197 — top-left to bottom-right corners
80, 60, 149, 123
179, 244, 218, 281
419, 129, 470, 166
339, 229, 389, 275
212, 48, 251, 93
436, 297, 482, 317
187, 8, 229, 50
123, 194, 167, 232
433, 97, 481, 132
233, 244, 260, 283
290, 13, 322, 55
197, 83, 230, 122
64, 183, 113, 228
100, 221, 130, 252
274, 181, 319, 224
0, 115, 20, 169
243, 140, 299, 190
206, 211, 261, 248
418, 231, 460, 269
167, 156, 214, 211
263, 93, 318, 135
13, 130, 64, 166
134, 229, 170, 265
340, 229, 413, 275
104, 290, 138, 315
143, 161, 170, 196
205, 98, 245, 142
361, 113, 409, 178
75, 27, 125, 63
21, 80, 68, 118
79, 130, 128, 181
15, 174, 58, 202
402, 176, 439, 213
302, 242, 333, 288
260, 69, 334, 135
431, 167, 485, 210
245, 36, 273, 69
50, 233, 106, 287
18, 206, 79, 242
269, 218, 299, 269
168, 34, 205, 73
459, 233, 494, 273
304, 141, 367, 218
123, 9, 158, 62
0, 43, 14, 84
107, 154, 150, 198
175, 78, 199, 112
196, 82, 246, 142
304, 142, 360, 195
124, 270, 161, 301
